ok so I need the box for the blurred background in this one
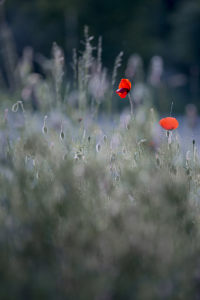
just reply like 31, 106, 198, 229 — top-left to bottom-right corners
1, 2, 200, 299
0, 0, 200, 115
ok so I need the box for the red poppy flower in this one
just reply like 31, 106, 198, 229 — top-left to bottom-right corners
159, 117, 179, 130
116, 79, 131, 98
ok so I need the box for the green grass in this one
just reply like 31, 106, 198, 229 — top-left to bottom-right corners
0, 28, 200, 300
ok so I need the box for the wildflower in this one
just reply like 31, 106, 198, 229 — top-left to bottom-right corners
159, 117, 179, 130
116, 78, 131, 98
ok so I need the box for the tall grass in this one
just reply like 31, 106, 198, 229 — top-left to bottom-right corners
0, 26, 200, 300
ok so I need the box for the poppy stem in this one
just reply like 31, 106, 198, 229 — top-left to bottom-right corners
128, 94, 133, 116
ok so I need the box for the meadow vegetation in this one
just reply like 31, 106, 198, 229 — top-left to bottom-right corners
0, 27, 200, 299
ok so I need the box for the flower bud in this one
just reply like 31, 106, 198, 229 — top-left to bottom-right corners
42, 126, 48, 134
96, 143, 101, 152
12, 102, 19, 112
60, 131, 65, 140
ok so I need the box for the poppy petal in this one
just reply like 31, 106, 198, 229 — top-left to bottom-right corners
119, 78, 131, 91
159, 117, 179, 130
116, 79, 131, 98
116, 88, 128, 98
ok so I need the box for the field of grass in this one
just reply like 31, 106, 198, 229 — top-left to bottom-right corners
0, 28, 200, 299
